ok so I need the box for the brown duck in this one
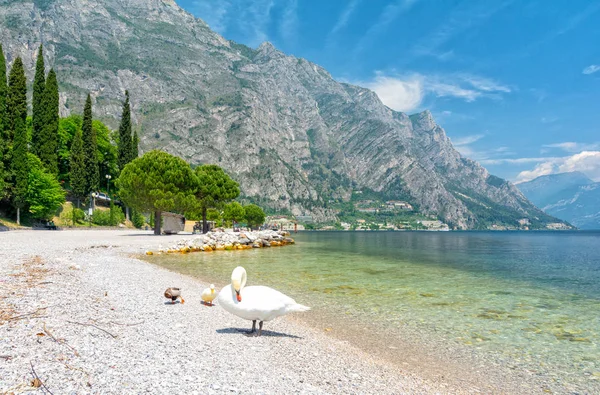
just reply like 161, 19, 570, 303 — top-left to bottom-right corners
164, 288, 185, 304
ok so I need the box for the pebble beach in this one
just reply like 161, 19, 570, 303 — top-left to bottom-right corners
0, 229, 560, 394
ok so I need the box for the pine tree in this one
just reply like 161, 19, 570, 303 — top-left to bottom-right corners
117, 90, 132, 171
69, 129, 86, 205
39, 69, 59, 175
32, 45, 46, 157
131, 129, 139, 160
0, 45, 7, 197
12, 116, 28, 224
82, 94, 98, 195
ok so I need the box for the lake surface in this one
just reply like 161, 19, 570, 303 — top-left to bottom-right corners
148, 231, 600, 390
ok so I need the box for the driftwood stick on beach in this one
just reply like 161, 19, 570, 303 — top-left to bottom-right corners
30, 361, 54, 394
42, 323, 80, 356
8, 306, 50, 321
66, 320, 118, 338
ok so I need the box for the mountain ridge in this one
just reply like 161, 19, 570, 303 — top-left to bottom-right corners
0, 0, 563, 229
518, 172, 599, 229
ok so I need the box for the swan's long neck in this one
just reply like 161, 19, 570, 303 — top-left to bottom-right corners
231, 266, 247, 295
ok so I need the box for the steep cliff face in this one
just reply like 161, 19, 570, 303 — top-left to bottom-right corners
0, 0, 559, 228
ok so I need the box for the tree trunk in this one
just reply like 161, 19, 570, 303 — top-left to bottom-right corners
16, 207, 20, 225
154, 210, 161, 235
202, 207, 208, 234
125, 207, 130, 221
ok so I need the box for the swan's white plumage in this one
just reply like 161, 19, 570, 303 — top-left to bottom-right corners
217, 267, 310, 322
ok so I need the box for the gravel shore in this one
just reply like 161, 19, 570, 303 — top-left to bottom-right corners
0, 229, 445, 394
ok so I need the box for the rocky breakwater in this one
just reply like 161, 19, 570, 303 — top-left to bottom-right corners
148, 230, 295, 255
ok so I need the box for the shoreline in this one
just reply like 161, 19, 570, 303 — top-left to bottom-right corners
0, 229, 579, 393
0, 229, 441, 394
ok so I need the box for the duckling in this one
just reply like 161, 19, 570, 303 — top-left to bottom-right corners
201, 284, 217, 306
164, 287, 185, 304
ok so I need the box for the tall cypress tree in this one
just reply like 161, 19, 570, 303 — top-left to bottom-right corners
12, 115, 28, 224
0, 44, 6, 141
6, 57, 28, 217
0, 45, 7, 197
6, 57, 27, 144
131, 129, 139, 160
32, 45, 46, 157
70, 129, 86, 206
39, 69, 59, 175
82, 94, 98, 195
117, 90, 132, 171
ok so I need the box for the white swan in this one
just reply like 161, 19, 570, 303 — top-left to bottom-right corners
217, 266, 310, 336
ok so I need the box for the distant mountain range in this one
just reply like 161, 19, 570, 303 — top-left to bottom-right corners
0, 0, 564, 229
518, 172, 600, 229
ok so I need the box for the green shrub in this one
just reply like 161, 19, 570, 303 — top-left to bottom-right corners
132, 210, 146, 229
92, 204, 125, 226
91, 209, 112, 226
73, 208, 85, 224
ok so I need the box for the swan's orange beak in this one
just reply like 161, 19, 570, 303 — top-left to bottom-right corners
236, 290, 242, 302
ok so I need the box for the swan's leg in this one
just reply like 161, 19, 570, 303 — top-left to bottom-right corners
258, 321, 263, 336
244, 320, 257, 337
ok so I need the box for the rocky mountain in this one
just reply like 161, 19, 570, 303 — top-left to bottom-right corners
0, 0, 562, 229
518, 172, 600, 229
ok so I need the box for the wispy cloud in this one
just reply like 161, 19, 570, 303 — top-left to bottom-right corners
450, 134, 513, 162
190, 0, 275, 47
513, 151, 600, 183
452, 134, 485, 146
329, 0, 361, 36
411, 1, 513, 60
481, 157, 562, 165
279, 0, 299, 45
543, 141, 600, 153
540, 116, 559, 124
357, 72, 511, 112
525, 3, 600, 54
353, 0, 418, 58
583, 65, 600, 75
189, 0, 231, 33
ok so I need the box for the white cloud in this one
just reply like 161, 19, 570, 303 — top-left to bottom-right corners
461, 75, 511, 93
480, 157, 561, 165
513, 151, 600, 183
358, 72, 511, 112
558, 151, 600, 177
583, 65, 600, 75
360, 74, 423, 112
452, 134, 485, 146
515, 162, 557, 183
543, 141, 600, 153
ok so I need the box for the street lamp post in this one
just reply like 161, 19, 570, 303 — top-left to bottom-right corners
105, 174, 112, 196
90, 192, 97, 227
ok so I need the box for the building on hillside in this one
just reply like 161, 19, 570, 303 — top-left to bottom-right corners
295, 215, 313, 223
386, 200, 413, 210
357, 208, 379, 213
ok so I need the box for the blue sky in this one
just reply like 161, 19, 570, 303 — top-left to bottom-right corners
178, 0, 600, 183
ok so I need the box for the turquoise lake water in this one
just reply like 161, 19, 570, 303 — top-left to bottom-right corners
148, 231, 600, 389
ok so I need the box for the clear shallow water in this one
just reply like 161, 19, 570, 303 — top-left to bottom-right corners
147, 231, 600, 388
